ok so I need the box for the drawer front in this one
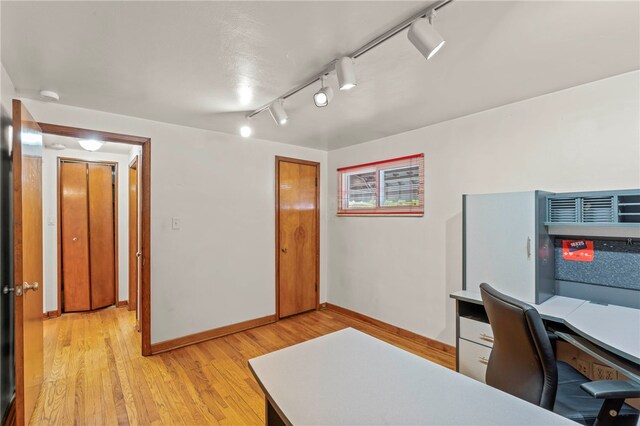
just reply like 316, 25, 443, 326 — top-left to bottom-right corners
459, 317, 494, 348
459, 338, 491, 383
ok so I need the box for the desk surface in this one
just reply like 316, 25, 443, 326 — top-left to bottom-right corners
450, 290, 640, 366
248, 328, 574, 425
564, 302, 640, 365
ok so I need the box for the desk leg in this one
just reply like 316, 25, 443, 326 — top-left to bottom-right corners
265, 398, 286, 426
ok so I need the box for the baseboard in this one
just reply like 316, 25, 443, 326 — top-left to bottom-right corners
42, 310, 61, 320
150, 314, 276, 354
319, 302, 328, 309
2, 396, 15, 426
325, 303, 456, 357
116, 300, 129, 308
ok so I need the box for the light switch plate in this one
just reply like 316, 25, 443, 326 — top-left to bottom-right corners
171, 217, 180, 230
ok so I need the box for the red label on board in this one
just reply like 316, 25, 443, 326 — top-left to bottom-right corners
562, 240, 594, 262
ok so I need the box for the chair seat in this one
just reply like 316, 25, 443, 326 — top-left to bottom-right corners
553, 362, 639, 426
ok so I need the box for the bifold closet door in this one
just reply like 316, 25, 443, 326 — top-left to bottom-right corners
88, 163, 116, 310
60, 162, 91, 312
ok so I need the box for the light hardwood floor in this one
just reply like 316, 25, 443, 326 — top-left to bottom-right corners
32, 307, 455, 425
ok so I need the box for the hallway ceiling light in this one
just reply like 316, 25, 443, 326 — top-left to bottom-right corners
78, 139, 104, 151
268, 100, 288, 125
336, 57, 357, 91
408, 11, 445, 60
240, 125, 252, 138
313, 76, 334, 107
39, 90, 59, 101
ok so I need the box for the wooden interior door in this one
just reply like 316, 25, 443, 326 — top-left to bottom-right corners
88, 163, 116, 310
12, 100, 44, 426
60, 161, 91, 312
128, 158, 138, 311
276, 157, 319, 318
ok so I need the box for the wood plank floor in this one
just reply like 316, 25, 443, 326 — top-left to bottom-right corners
32, 307, 455, 425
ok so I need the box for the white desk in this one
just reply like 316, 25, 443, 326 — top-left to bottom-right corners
450, 290, 587, 321
450, 290, 640, 371
248, 328, 574, 426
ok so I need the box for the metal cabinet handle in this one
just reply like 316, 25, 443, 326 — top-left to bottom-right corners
3, 286, 13, 295
479, 333, 494, 343
478, 356, 489, 365
23, 282, 39, 292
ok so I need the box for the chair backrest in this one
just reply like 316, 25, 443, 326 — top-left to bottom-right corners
479, 283, 558, 410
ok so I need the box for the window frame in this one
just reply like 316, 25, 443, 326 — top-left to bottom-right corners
337, 154, 424, 217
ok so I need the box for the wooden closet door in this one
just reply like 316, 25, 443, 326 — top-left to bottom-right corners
277, 159, 319, 318
60, 162, 91, 312
88, 163, 116, 310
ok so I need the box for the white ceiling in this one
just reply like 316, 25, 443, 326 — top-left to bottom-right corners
2, 1, 639, 151
44, 134, 132, 155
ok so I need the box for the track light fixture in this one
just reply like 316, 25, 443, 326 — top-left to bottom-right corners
268, 100, 288, 125
336, 57, 357, 91
313, 75, 334, 107
408, 10, 445, 61
246, 0, 453, 126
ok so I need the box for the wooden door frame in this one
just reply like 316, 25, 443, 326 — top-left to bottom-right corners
39, 123, 152, 356
128, 156, 139, 312
274, 156, 320, 320
57, 158, 119, 315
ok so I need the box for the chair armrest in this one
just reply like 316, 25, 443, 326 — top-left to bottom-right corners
580, 380, 640, 399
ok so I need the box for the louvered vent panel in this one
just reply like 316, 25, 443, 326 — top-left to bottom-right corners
548, 197, 579, 223
581, 196, 614, 223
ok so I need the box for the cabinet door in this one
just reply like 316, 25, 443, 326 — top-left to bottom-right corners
464, 191, 536, 302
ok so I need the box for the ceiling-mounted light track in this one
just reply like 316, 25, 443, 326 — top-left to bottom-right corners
246, 0, 453, 122
268, 100, 288, 125
408, 10, 445, 60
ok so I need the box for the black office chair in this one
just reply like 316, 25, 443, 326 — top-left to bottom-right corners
479, 283, 640, 426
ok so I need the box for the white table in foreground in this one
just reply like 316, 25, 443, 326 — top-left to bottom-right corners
248, 328, 574, 425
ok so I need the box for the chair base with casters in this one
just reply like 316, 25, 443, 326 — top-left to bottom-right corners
479, 283, 640, 426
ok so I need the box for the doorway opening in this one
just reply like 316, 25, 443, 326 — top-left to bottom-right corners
39, 123, 151, 356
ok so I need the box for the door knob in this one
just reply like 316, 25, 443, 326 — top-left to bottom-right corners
281, 248, 288, 253
72, 237, 78, 241
136, 252, 142, 257
23, 282, 39, 292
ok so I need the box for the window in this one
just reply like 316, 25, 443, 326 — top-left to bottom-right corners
337, 154, 424, 216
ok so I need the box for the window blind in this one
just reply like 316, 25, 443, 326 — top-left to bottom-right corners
337, 154, 424, 216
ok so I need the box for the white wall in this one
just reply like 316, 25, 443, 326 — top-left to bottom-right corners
21, 98, 328, 344
327, 71, 640, 346
41, 147, 131, 313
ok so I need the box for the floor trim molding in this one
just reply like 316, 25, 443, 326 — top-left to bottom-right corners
324, 303, 455, 356
116, 300, 129, 308
150, 314, 276, 354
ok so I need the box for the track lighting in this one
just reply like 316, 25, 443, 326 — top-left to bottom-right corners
240, 125, 252, 138
268, 100, 288, 125
313, 76, 334, 107
247, 1, 453, 123
336, 57, 357, 91
408, 11, 445, 60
